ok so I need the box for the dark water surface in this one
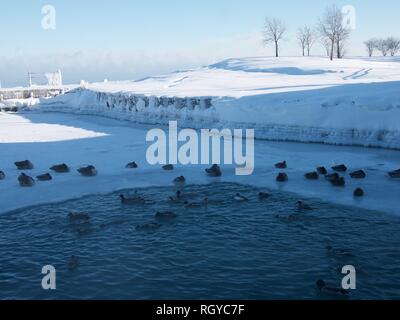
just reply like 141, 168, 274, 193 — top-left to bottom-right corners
0, 182, 399, 300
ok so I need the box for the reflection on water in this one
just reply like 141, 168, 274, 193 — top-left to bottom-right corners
0, 182, 400, 300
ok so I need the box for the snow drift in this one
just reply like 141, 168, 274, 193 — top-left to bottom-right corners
38, 56, 400, 149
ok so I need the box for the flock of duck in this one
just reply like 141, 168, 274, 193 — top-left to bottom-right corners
1, 159, 399, 190
2, 158, 400, 296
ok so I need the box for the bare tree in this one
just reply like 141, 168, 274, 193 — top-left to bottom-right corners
297, 27, 307, 56
318, 5, 350, 60
386, 37, 400, 56
376, 39, 389, 56
335, 19, 350, 58
364, 39, 378, 57
304, 26, 316, 56
264, 18, 286, 57
321, 38, 332, 57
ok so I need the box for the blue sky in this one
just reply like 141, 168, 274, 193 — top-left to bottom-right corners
1, 0, 399, 87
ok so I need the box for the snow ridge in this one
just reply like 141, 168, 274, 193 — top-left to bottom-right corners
38, 87, 400, 150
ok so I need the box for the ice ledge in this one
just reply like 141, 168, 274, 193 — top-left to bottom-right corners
38, 88, 400, 150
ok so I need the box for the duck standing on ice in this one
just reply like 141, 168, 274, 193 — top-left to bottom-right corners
15, 160, 34, 170
18, 173, 35, 187
37, 173, 52, 181
78, 165, 97, 177
332, 164, 347, 172
305, 171, 319, 180
317, 167, 328, 175
350, 170, 366, 179
50, 163, 70, 173
126, 161, 138, 169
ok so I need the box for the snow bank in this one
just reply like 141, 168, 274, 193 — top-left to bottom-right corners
2, 112, 400, 216
38, 56, 400, 149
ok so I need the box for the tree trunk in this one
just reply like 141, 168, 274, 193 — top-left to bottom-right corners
337, 40, 341, 59
275, 41, 279, 57
307, 46, 310, 56
330, 40, 334, 61
302, 47, 305, 56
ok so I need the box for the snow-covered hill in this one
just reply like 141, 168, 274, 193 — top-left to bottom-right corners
39, 56, 400, 149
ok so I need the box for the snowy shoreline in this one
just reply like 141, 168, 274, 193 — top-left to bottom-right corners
2, 57, 400, 215
1, 112, 400, 216
38, 57, 400, 149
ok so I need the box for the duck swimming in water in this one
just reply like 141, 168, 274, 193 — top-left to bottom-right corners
234, 193, 249, 202
205, 164, 222, 177
0, 171, 5, 180
296, 201, 313, 211
258, 192, 270, 200
169, 191, 183, 203
276, 172, 288, 182
388, 169, 400, 178
353, 188, 364, 197
120, 194, 145, 205
317, 167, 328, 175
316, 280, 349, 296
68, 212, 90, 223
126, 161, 138, 169
67, 256, 80, 270
275, 161, 287, 169
326, 245, 354, 257
332, 164, 347, 172
136, 222, 162, 231
15, 160, 34, 170
77, 165, 97, 177
275, 214, 299, 222
350, 170, 366, 179
173, 176, 186, 185
18, 173, 35, 187
162, 164, 174, 171
184, 198, 208, 208
37, 173, 52, 181
155, 211, 178, 219
305, 172, 319, 180
50, 163, 70, 173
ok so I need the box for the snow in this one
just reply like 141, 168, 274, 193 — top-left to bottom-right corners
2, 56, 400, 215
0, 97, 40, 108
1, 112, 400, 216
38, 56, 400, 149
